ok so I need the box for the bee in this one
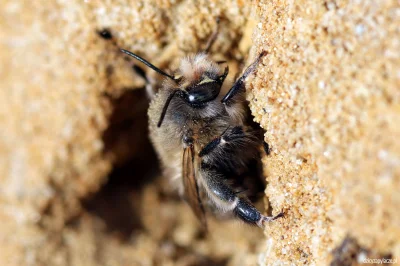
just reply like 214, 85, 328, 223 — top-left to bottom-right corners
120, 25, 282, 229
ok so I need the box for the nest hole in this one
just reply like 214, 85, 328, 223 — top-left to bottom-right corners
84, 88, 159, 239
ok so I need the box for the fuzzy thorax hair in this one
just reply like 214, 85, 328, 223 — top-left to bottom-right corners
163, 53, 226, 91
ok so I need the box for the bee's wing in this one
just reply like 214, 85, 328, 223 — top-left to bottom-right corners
182, 145, 207, 229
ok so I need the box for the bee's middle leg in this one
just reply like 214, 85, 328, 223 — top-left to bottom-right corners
199, 126, 246, 157
199, 163, 282, 227
198, 127, 282, 227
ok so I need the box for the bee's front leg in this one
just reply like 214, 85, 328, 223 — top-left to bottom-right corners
221, 51, 267, 106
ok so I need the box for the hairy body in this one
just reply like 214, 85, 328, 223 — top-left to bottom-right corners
147, 53, 279, 227
98, 24, 282, 228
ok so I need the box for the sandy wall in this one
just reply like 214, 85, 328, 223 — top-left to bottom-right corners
0, 0, 398, 265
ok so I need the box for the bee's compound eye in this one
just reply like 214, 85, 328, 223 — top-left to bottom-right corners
186, 82, 221, 104
186, 91, 212, 104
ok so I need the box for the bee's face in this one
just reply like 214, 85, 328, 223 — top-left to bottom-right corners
175, 54, 229, 107
176, 69, 228, 108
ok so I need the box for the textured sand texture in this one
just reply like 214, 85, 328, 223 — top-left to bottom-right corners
0, 0, 399, 265
249, 0, 400, 264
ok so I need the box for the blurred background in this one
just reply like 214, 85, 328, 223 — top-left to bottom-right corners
0, 0, 399, 265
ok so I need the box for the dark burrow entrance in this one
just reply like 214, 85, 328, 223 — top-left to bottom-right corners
82, 87, 230, 265
85, 87, 159, 238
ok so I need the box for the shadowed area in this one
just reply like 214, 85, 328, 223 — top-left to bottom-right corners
85, 88, 160, 240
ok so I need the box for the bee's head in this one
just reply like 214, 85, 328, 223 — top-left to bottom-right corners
175, 54, 228, 108
120, 50, 228, 127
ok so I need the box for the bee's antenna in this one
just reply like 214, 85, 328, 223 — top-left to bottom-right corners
120, 49, 178, 82
157, 90, 179, 127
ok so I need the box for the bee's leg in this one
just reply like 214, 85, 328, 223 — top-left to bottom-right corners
199, 163, 283, 227
199, 126, 246, 157
132, 65, 156, 99
221, 51, 267, 106
203, 17, 220, 53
